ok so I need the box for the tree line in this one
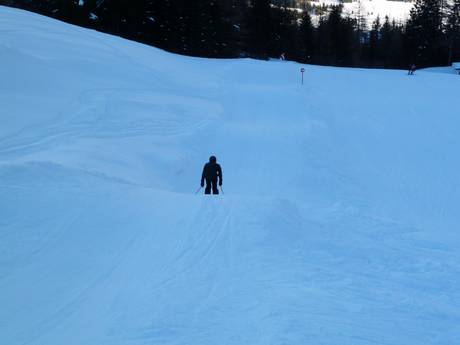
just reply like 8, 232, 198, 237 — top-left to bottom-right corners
2, 0, 460, 68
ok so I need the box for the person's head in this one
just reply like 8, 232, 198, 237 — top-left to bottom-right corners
209, 155, 217, 163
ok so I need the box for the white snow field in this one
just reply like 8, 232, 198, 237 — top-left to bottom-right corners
315, 0, 413, 25
1, 6, 460, 345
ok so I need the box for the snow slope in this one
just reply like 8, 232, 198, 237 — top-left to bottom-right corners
289, 0, 413, 25
1, 6, 460, 345
316, 0, 413, 25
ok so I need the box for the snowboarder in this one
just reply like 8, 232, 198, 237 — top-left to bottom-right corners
201, 156, 222, 195
408, 64, 416, 75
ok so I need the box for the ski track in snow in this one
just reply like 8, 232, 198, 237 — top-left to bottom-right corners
1, 5, 460, 345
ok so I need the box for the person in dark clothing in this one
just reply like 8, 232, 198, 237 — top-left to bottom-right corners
408, 64, 416, 75
201, 156, 222, 195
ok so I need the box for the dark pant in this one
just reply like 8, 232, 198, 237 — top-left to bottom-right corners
205, 178, 219, 195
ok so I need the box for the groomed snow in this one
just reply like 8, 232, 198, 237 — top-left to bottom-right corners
1, 6, 460, 345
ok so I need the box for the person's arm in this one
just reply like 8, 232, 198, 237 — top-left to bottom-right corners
218, 165, 223, 186
201, 164, 206, 187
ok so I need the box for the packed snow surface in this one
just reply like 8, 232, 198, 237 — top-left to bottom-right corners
1, 6, 460, 345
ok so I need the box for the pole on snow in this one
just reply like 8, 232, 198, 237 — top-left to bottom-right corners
300, 67, 305, 85
219, 186, 224, 194
195, 186, 202, 194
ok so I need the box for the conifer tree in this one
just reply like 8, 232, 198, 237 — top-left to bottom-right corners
320, 5, 356, 66
406, 0, 445, 66
270, 4, 299, 59
246, 0, 272, 59
299, 9, 315, 63
447, 0, 460, 63
367, 16, 381, 67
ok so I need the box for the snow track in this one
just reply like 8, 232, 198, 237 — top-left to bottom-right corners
1, 6, 460, 345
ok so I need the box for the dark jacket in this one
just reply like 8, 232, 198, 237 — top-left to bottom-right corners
201, 162, 222, 184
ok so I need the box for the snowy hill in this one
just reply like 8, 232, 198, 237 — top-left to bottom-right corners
1, 6, 460, 345
318, 0, 413, 24
281, 0, 413, 25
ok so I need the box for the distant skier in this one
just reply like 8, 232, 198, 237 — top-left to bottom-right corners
408, 64, 416, 75
201, 156, 223, 195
